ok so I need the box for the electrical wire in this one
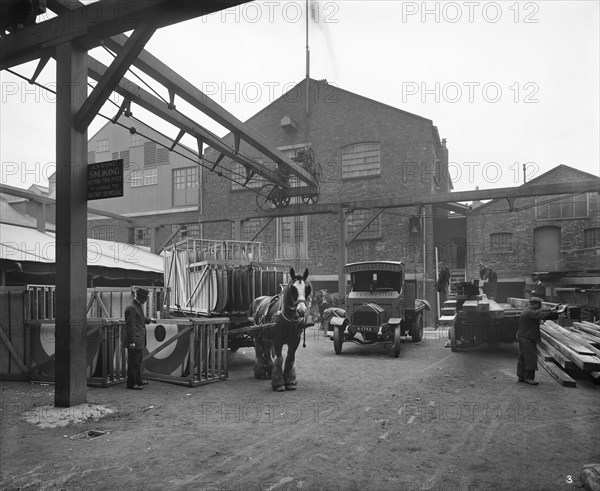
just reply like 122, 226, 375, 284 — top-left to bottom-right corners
4, 67, 589, 221
99, 45, 281, 188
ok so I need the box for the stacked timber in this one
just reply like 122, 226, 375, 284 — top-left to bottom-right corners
537, 319, 600, 387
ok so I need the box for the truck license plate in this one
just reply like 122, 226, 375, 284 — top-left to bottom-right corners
354, 325, 379, 333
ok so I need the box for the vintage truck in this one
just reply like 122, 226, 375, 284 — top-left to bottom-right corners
327, 261, 430, 357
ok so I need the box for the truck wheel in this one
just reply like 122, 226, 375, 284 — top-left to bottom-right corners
333, 326, 343, 355
392, 325, 401, 357
449, 324, 457, 352
411, 312, 423, 342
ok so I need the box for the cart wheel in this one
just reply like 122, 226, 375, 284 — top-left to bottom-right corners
333, 325, 343, 355
392, 325, 401, 357
449, 324, 457, 352
301, 194, 319, 205
256, 184, 278, 210
411, 312, 423, 342
256, 184, 288, 209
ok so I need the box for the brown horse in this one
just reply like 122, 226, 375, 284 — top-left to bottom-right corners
250, 268, 311, 391
310, 289, 344, 326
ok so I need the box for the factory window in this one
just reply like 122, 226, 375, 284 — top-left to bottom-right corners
92, 226, 115, 241
584, 228, 600, 248
171, 224, 201, 241
172, 167, 198, 206
276, 146, 308, 259
490, 232, 513, 252
342, 143, 380, 179
347, 210, 381, 240
242, 219, 262, 242
133, 227, 151, 247
131, 168, 157, 187
96, 139, 109, 152
535, 194, 589, 219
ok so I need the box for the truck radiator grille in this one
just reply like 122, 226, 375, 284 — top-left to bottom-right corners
352, 310, 379, 326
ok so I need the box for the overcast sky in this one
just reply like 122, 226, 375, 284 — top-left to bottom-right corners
1, 0, 598, 194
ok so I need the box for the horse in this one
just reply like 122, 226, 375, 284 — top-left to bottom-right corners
249, 268, 311, 391
311, 289, 344, 326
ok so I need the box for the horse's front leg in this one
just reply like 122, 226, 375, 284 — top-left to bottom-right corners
283, 336, 301, 390
271, 340, 285, 391
253, 335, 273, 380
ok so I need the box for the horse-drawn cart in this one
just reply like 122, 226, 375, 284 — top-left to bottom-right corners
164, 238, 291, 350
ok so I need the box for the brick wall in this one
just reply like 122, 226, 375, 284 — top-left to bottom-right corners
201, 80, 443, 282
467, 166, 600, 281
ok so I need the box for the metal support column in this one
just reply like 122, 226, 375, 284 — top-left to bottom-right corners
54, 41, 89, 407
337, 208, 348, 297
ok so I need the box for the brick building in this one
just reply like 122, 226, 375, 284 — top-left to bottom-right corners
464, 165, 600, 301
83, 115, 202, 250
201, 78, 450, 301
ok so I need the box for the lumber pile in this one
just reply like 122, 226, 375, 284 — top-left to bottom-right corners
537, 320, 600, 387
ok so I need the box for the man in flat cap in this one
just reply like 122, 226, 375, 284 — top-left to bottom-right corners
124, 287, 154, 390
516, 297, 564, 385
524, 273, 547, 301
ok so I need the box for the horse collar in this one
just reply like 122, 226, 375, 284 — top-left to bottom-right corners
280, 308, 304, 325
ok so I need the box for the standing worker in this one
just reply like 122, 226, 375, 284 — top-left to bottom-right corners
516, 297, 564, 385
124, 287, 155, 390
479, 264, 498, 300
525, 273, 547, 301
436, 263, 451, 307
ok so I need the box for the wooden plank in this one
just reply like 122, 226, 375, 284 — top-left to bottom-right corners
581, 321, 600, 331
462, 300, 479, 312
573, 322, 600, 337
542, 322, 596, 355
538, 356, 577, 387
571, 327, 600, 347
538, 339, 576, 370
537, 344, 554, 361
540, 331, 600, 371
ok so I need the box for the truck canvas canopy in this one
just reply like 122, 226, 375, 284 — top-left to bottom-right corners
345, 261, 404, 293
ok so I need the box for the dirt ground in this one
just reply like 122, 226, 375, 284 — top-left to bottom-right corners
1, 326, 599, 491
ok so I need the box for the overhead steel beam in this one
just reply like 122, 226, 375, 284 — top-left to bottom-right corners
74, 20, 157, 132
103, 34, 318, 188
87, 57, 290, 188
196, 179, 600, 223
0, 0, 252, 70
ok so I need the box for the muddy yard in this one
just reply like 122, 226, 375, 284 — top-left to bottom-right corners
1, 327, 599, 491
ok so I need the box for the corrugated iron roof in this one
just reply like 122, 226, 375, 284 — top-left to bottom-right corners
1, 222, 163, 273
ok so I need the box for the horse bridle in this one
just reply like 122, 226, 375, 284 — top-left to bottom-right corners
280, 279, 310, 347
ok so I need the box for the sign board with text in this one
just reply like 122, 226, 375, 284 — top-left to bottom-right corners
87, 159, 124, 200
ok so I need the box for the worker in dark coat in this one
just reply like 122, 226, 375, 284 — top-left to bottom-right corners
124, 287, 154, 390
479, 265, 498, 300
524, 273, 547, 301
436, 264, 451, 308
516, 297, 563, 385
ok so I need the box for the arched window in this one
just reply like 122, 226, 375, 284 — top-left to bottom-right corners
341, 143, 380, 178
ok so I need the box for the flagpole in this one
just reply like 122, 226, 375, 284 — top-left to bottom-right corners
305, 0, 310, 115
